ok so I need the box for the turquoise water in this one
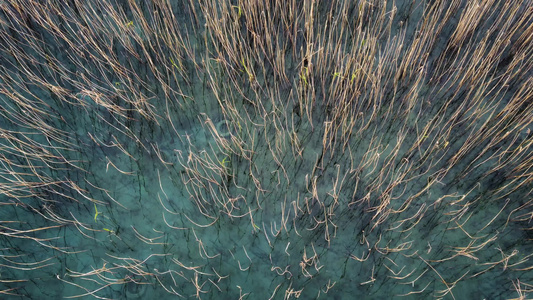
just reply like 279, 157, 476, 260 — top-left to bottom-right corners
0, 0, 532, 299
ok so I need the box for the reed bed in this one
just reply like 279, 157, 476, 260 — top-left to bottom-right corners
0, 0, 532, 298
